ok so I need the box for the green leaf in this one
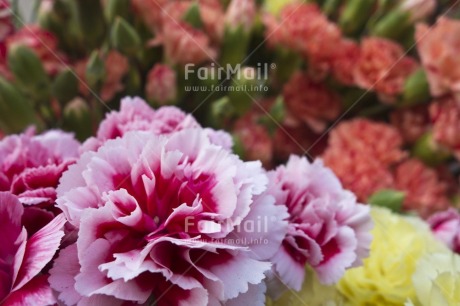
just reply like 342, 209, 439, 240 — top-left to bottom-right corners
368, 189, 405, 213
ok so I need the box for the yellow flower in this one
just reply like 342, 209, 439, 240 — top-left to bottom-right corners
268, 267, 345, 306
337, 207, 447, 306
410, 252, 460, 306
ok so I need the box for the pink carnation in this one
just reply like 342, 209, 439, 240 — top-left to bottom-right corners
429, 97, 460, 158
283, 72, 341, 133
6, 25, 65, 75
394, 159, 451, 218
400, 0, 436, 21
82, 97, 232, 152
354, 37, 418, 96
0, 192, 66, 305
267, 156, 372, 291
0, 128, 80, 207
145, 64, 177, 105
428, 208, 460, 253
0, 1, 13, 43
131, 0, 170, 33
416, 17, 460, 98
225, 0, 256, 32
52, 129, 288, 305
199, 0, 225, 42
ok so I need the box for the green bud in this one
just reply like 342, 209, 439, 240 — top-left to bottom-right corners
371, 10, 411, 40
76, 0, 106, 50
339, 0, 376, 35
220, 26, 251, 67
400, 68, 430, 107
125, 66, 142, 96
412, 132, 451, 166
39, 0, 86, 55
110, 17, 142, 57
7, 45, 51, 102
52, 68, 79, 106
0, 77, 43, 133
63, 98, 93, 141
104, 0, 131, 24
341, 87, 373, 111
272, 47, 301, 85
232, 133, 246, 160
189, 66, 224, 117
368, 189, 405, 213
377, 0, 397, 13
182, 2, 204, 29
270, 96, 285, 124
209, 96, 234, 128
228, 67, 264, 115
85, 51, 106, 91
322, 0, 342, 17
257, 98, 284, 136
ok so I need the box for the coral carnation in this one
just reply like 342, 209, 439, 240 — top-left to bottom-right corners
233, 112, 274, 168
391, 105, 430, 144
429, 97, 460, 158
265, 3, 342, 71
394, 159, 451, 217
325, 119, 405, 166
283, 72, 341, 133
100, 51, 129, 102
354, 37, 418, 97
52, 129, 288, 305
331, 39, 361, 86
159, 20, 216, 65
416, 17, 460, 98
323, 119, 405, 201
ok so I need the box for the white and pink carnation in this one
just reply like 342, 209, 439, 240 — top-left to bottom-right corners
51, 129, 289, 305
428, 208, 460, 254
82, 97, 232, 152
0, 128, 80, 207
0, 192, 66, 305
266, 156, 373, 293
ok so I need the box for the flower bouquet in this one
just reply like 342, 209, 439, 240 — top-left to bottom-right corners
1, 0, 460, 305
